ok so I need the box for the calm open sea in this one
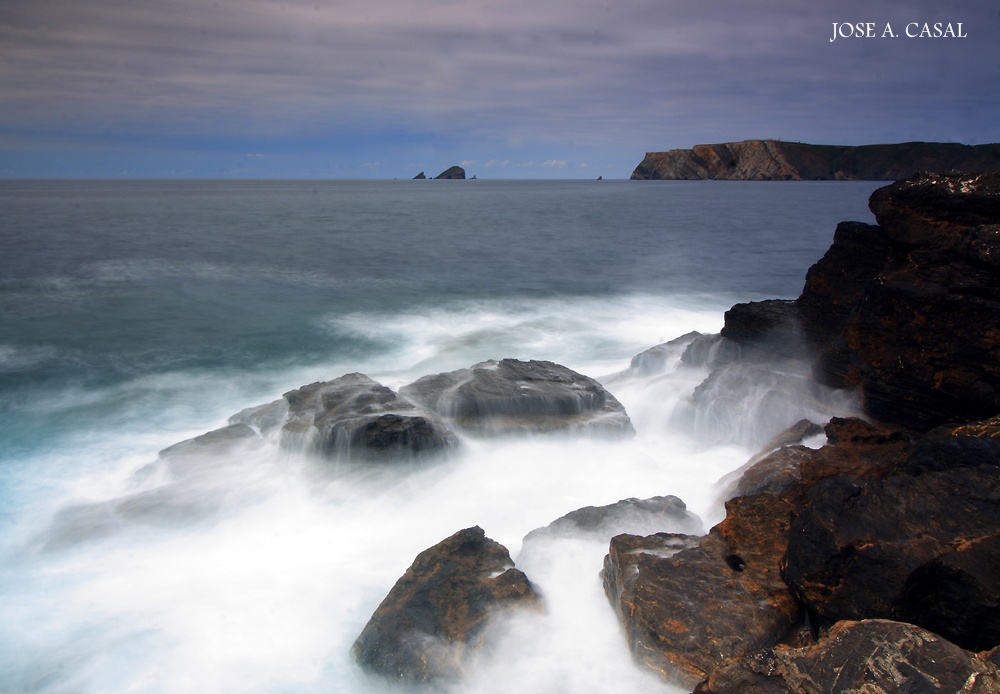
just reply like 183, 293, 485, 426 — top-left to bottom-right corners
0, 179, 879, 693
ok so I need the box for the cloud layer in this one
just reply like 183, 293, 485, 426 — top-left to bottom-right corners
1, 0, 997, 177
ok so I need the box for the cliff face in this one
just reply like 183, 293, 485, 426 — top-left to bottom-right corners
631, 140, 1000, 181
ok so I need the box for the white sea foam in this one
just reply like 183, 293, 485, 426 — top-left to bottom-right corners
0, 293, 856, 693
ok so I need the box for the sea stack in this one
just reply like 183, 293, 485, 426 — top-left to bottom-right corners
435, 165, 466, 179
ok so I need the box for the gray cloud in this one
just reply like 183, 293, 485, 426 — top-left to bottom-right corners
1, 0, 997, 175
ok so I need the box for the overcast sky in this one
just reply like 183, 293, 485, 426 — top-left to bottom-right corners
1, 0, 997, 178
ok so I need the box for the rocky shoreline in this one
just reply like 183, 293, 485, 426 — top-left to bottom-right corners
351, 171, 1000, 691
57, 172, 1000, 690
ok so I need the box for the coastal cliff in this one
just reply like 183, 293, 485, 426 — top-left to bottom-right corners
631, 140, 1000, 181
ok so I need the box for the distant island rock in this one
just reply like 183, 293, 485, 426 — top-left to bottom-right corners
413, 171, 426, 179
435, 165, 466, 180
631, 140, 1000, 181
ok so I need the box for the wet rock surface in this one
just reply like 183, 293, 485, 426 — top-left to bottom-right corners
696, 619, 1000, 693
783, 462, 1000, 650
400, 358, 635, 437
352, 526, 540, 684
281, 373, 459, 460
807, 171, 1000, 429
523, 495, 702, 544
602, 494, 801, 688
605, 172, 1000, 691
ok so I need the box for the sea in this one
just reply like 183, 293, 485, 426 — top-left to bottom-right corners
0, 179, 880, 693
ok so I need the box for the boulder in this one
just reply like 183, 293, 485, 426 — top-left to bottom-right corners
523, 495, 702, 544
352, 526, 540, 684
719, 299, 804, 361
696, 619, 1000, 693
280, 373, 458, 461
724, 417, 910, 501
602, 493, 800, 688
399, 359, 635, 437
628, 331, 702, 376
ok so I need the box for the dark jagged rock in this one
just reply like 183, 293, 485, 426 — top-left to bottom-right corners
796, 220, 892, 369
413, 171, 426, 179
602, 494, 800, 688
631, 140, 1000, 181
726, 417, 910, 501
716, 418, 825, 499
902, 415, 1000, 474
523, 495, 702, 544
399, 358, 635, 437
352, 526, 540, 684
898, 533, 1000, 652
782, 462, 1000, 650
610, 172, 1000, 688
696, 619, 1000, 693
435, 165, 466, 180
800, 171, 1000, 429
280, 373, 458, 461
719, 299, 802, 358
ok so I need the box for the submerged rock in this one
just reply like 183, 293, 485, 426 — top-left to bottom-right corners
229, 399, 289, 437
352, 526, 540, 684
281, 373, 458, 461
400, 358, 635, 437
628, 331, 702, 376
155, 423, 265, 479
696, 619, 1000, 693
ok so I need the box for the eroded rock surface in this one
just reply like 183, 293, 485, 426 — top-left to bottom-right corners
604, 171, 1000, 691
696, 619, 1000, 693
602, 494, 800, 688
352, 526, 540, 684
281, 373, 458, 460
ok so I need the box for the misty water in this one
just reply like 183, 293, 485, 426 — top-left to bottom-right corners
0, 179, 880, 693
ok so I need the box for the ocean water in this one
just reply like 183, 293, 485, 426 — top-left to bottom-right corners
0, 179, 879, 693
